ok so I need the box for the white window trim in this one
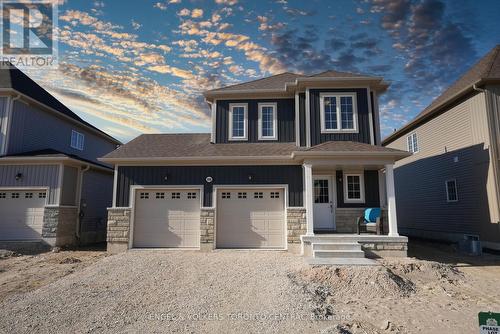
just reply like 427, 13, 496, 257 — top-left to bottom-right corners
407, 132, 419, 154
320, 92, 358, 134
228, 103, 248, 141
445, 179, 458, 202
343, 172, 365, 203
70, 130, 85, 151
258, 102, 278, 140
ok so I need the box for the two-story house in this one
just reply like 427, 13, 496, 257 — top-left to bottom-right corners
383, 45, 500, 251
0, 63, 121, 249
101, 70, 409, 261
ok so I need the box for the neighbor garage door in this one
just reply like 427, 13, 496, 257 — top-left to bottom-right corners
133, 189, 201, 248
0, 190, 47, 240
216, 188, 285, 249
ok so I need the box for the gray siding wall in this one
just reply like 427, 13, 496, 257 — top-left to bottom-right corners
215, 99, 295, 143
386, 92, 500, 243
7, 101, 116, 164
60, 166, 78, 206
0, 164, 59, 204
335, 170, 380, 208
116, 165, 303, 208
80, 169, 113, 234
309, 88, 371, 146
0, 97, 8, 152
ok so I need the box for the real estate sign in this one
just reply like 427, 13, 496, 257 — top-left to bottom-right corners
479, 312, 500, 334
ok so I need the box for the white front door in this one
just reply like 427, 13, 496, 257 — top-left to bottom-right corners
313, 176, 335, 231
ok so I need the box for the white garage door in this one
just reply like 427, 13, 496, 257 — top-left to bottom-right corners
0, 190, 47, 240
133, 189, 201, 248
216, 188, 285, 249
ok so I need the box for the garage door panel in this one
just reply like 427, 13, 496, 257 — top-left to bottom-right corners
0, 191, 46, 240
217, 188, 285, 249
133, 190, 200, 248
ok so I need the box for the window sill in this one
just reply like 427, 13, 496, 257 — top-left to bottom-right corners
258, 137, 278, 141
228, 137, 248, 141
321, 129, 359, 134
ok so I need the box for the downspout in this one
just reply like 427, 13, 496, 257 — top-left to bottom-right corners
473, 83, 500, 225
76, 164, 90, 241
2, 94, 21, 155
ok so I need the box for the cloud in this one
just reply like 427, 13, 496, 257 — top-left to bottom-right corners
370, 0, 475, 91
131, 20, 142, 30
191, 8, 204, 18
215, 0, 238, 5
154, 2, 167, 10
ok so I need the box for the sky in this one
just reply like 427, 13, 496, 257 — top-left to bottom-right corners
22, 0, 500, 143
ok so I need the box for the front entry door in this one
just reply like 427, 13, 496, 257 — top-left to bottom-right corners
313, 176, 335, 231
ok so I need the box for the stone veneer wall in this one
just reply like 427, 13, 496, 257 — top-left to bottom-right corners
335, 208, 365, 233
200, 208, 215, 251
106, 208, 131, 253
42, 206, 78, 246
287, 208, 307, 244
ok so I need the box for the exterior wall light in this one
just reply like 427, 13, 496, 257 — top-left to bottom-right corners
205, 176, 213, 183
15, 172, 23, 181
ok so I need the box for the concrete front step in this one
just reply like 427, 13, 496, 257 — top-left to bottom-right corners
307, 257, 379, 266
313, 249, 365, 258
312, 242, 361, 251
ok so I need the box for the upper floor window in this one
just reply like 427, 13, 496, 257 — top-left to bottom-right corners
228, 103, 247, 140
258, 103, 277, 140
446, 179, 458, 202
320, 93, 358, 133
71, 130, 85, 151
407, 132, 418, 153
344, 172, 365, 203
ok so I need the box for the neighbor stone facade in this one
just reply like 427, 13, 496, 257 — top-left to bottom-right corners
200, 208, 215, 251
42, 206, 78, 246
106, 208, 131, 253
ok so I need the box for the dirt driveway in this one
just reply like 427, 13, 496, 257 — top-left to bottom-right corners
0, 250, 331, 334
0, 243, 499, 334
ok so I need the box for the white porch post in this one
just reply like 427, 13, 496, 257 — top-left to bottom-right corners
303, 163, 314, 236
385, 164, 399, 237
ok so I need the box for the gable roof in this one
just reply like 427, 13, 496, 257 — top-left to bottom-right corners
383, 45, 500, 145
100, 133, 408, 162
203, 69, 385, 96
205, 72, 303, 93
0, 63, 120, 144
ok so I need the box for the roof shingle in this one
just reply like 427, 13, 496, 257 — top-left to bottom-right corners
102, 133, 408, 161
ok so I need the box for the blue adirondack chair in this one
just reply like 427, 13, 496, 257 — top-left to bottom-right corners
357, 208, 383, 235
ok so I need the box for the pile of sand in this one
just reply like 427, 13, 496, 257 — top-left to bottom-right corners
292, 266, 416, 301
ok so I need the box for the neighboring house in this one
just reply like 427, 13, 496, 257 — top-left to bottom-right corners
383, 45, 500, 250
0, 63, 121, 248
101, 70, 409, 260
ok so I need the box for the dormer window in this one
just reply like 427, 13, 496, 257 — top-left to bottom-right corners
320, 93, 358, 133
258, 102, 277, 140
228, 103, 247, 140
71, 130, 85, 150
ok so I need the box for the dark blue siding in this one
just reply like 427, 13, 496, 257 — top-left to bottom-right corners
309, 88, 371, 146
117, 165, 303, 207
299, 93, 306, 147
215, 99, 295, 143
335, 170, 380, 208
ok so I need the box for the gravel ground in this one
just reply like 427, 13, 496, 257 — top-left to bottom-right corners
0, 250, 336, 334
